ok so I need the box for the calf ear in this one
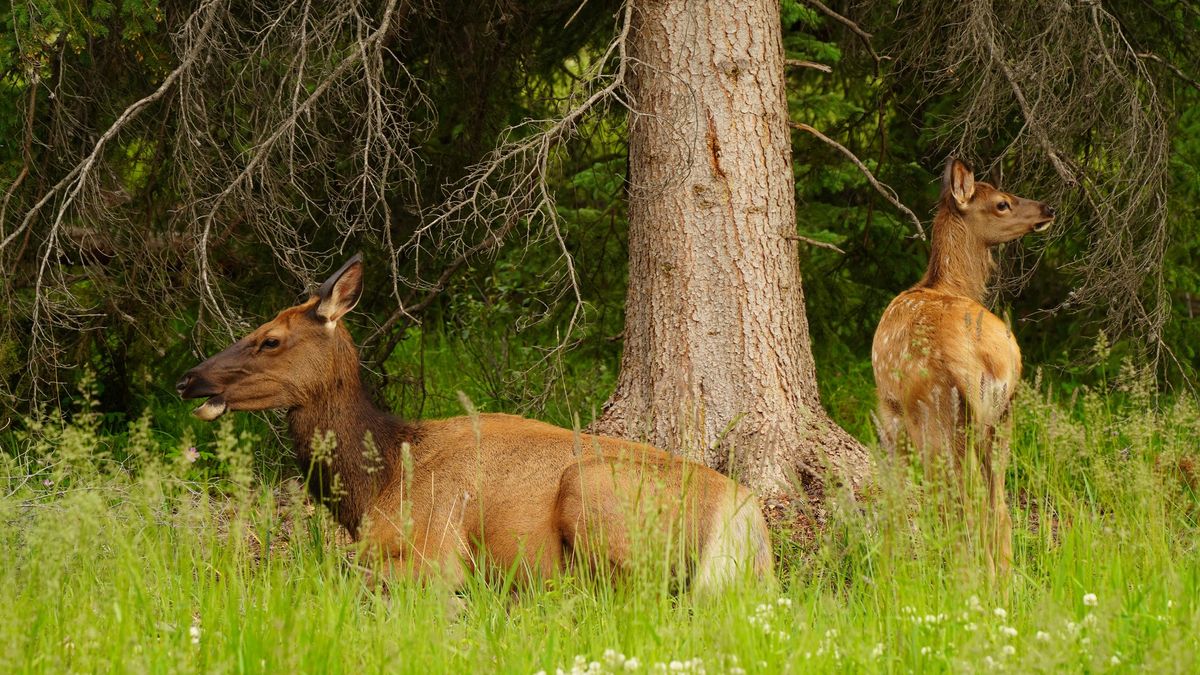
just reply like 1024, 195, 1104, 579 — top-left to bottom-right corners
316, 253, 364, 324
942, 157, 976, 209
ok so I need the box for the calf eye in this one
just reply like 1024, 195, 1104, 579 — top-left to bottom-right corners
997, 200, 1010, 212
261, 337, 281, 350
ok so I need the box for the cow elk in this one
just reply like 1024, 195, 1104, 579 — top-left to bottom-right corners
872, 158, 1055, 578
177, 255, 773, 592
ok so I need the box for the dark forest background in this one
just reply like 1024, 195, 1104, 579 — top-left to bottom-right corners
2, 0, 1198, 440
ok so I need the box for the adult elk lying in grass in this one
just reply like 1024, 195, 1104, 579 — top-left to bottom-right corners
177, 255, 773, 592
872, 158, 1055, 578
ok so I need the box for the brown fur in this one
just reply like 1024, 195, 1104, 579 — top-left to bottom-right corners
178, 256, 773, 591
871, 159, 1055, 578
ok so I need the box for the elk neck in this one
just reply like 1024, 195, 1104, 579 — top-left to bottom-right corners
916, 204, 995, 302
285, 333, 419, 535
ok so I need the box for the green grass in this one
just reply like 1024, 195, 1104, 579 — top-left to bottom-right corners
2, 364, 1199, 674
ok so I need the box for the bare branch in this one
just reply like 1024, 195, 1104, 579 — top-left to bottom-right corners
782, 233, 845, 254
786, 59, 833, 73
790, 121, 926, 240
1136, 51, 1200, 92
805, 0, 882, 66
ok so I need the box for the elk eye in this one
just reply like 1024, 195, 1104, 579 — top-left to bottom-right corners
997, 200, 1010, 212
261, 337, 281, 350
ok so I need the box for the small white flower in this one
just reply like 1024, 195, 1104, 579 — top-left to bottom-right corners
1110, 654, 1121, 666
1036, 631, 1050, 641
965, 623, 978, 632
825, 628, 838, 638
624, 658, 640, 671
1001, 645, 1016, 656
968, 595, 982, 611
776, 597, 792, 607
920, 646, 932, 655
1065, 620, 1079, 634
668, 661, 683, 672
1083, 613, 1098, 627
189, 624, 201, 645
871, 643, 884, 659
729, 669, 745, 675
1167, 600, 1174, 609
993, 607, 1008, 619
1083, 593, 1098, 607
999, 625, 1018, 638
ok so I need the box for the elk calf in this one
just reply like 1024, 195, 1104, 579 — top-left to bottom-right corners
178, 256, 773, 592
872, 159, 1055, 577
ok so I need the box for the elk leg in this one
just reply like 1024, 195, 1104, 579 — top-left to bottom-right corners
976, 420, 1013, 581
989, 416, 1014, 578
875, 399, 904, 458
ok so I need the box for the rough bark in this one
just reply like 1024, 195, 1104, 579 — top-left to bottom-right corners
591, 0, 872, 499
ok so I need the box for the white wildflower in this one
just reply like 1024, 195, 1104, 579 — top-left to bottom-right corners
871, 643, 884, 659
965, 622, 978, 632
1001, 645, 1016, 656
1083, 593, 1098, 607
189, 624, 201, 646
624, 658, 640, 671
669, 661, 683, 671
1036, 631, 1050, 642
776, 597, 792, 608
968, 595, 982, 611
993, 607, 1008, 619
1110, 654, 1121, 666
920, 646, 932, 655
1082, 613, 1098, 627
999, 625, 1018, 638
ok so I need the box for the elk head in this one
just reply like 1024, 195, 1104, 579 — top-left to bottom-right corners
177, 254, 364, 421
942, 158, 1056, 244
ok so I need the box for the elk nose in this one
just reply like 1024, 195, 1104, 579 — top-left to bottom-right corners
176, 374, 193, 397
1043, 204, 1056, 218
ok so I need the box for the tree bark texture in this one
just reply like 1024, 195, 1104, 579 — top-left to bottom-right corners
591, 0, 871, 497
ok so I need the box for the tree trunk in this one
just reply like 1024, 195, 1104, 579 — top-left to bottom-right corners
591, 0, 872, 499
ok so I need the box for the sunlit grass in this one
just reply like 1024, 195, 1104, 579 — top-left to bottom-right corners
2, 365, 1198, 673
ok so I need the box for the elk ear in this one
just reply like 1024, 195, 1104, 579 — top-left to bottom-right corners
942, 158, 976, 209
316, 253, 364, 324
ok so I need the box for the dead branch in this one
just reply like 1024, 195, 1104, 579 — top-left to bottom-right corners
783, 233, 845, 254
805, 0, 882, 66
790, 121, 926, 240
786, 59, 833, 73
1136, 51, 1200, 92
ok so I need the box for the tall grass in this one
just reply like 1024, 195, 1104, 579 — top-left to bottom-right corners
1, 364, 1198, 673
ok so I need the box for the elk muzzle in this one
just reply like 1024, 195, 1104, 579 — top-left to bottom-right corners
176, 369, 229, 421
1033, 203, 1056, 232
